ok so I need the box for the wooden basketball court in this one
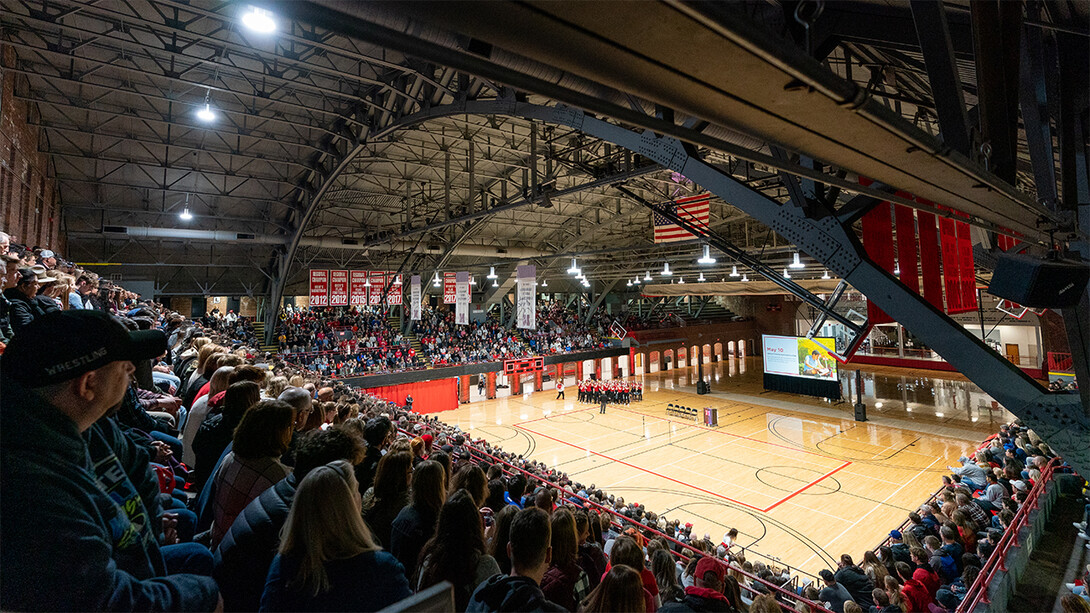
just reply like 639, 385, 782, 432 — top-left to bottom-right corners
441, 360, 1002, 578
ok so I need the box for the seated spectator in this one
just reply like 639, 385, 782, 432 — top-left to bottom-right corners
259, 460, 411, 611
606, 535, 659, 612
418, 489, 503, 610
489, 505, 520, 576
659, 556, 734, 612
210, 399, 294, 548
0, 310, 219, 610
835, 554, 874, 605
214, 427, 365, 612
191, 380, 260, 490
182, 364, 234, 465
361, 450, 413, 548
357, 415, 393, 494
390, 459, 446, 580
4, 268, 57, 333
581, 565, 646, 613
541, 507, 592, 611
468, 506, 564, 612
815, 569, 852, 613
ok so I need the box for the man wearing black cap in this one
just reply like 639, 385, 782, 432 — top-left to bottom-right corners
817, 569, 853, 613
0, 310, 220, 611
3, 267, 58, 333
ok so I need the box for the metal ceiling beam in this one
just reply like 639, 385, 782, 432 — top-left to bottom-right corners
910, 0, 972, 157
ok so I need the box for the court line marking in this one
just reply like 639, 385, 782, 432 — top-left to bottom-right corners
515, 410, 853, 514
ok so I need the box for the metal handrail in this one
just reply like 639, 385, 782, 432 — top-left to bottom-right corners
397, 426, 832, 613
957, 457, 1061, 612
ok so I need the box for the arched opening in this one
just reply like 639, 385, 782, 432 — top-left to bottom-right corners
663, 349, 674, 370
601, 357, 612, 380
728, 340, 736, 357
619, 354, 630, 378
714, 342, 723, 361
676, 346, 686, 368
738, 339, 746, 357
649, 350, 661, 373
691, 345, 699, 367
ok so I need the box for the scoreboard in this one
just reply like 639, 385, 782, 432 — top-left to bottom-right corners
503, 357, 544, 375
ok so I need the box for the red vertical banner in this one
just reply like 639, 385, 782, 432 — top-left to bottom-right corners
955, 214, 977, 312
894, 203, 919, 293
368, 271, 385, 306
443, 272, 457, 304
329, 270, 349, 306
386, 274, 403, 305
349, 270, 369, 306
309, 269, 329, 307
860, 201, 895, 324
915, 204, 944, 311
937, 209, 962, 313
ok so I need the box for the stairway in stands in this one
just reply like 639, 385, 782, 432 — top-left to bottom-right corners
387, 309, 423, 356
252, 319, 279, 354
655, 298, 739, 322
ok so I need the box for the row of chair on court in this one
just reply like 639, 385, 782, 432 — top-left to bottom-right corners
666, 403, 698, 420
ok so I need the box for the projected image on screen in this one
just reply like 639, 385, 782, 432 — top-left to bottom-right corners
763, 335, 838, 381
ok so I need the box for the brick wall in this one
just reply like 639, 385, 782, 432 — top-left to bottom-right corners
0, 46, 63, 253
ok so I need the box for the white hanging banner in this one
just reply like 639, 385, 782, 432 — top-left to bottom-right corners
516, 264, 536, 330
410, 275, 421, 321
455, 271, 470, 325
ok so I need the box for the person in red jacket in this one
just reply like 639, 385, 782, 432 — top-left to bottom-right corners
909, 548, 940, 598
896, 562, 932, 612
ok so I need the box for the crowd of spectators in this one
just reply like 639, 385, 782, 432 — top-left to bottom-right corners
0, 228, 1077, 613
412, 306, 529, 365
522, 301, 608, 355
276, 305, 420, 376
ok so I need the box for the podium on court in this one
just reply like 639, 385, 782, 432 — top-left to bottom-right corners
703, 407, 718, 427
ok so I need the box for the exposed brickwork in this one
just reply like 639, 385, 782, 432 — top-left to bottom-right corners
0, 46, 63, 253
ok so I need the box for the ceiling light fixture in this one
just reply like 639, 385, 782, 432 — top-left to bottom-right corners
741, 273, 750, 282
644, 271, 652, 282
470, 276, 476, 286
783, 268, 791, 279
486, 266, 497, 280
626, 280, 632, 287
789, 252, 805, 269
241, 6, 277, 33
196, 103, 216, 123
633, 275, 640, 285
730, 265, 739, 278
432, 273, 441, 287
567, 258, 581, 276
697, 244, 716, 265
179, 207, 193, 221
822, 269, 831, 279
363, 277, 371, 288
677, 276, 685, 284
698, 272, 706, 282
541, 278, 548, 287
492, 279, 499, 287
661, 262, 672, 277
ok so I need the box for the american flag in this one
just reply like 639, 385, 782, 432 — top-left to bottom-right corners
652, 193, 712, 243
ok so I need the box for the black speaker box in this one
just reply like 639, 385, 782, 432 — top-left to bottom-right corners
987, 252, 1090, 309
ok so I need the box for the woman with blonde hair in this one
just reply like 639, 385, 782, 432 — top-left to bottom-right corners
862, 550, 889, 586
901, 529, 923, 552
884, 575, 908, 612
264, 376, 289, 400
260, 460, 411, 611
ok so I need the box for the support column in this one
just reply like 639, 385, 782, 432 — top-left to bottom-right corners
458, 376, 471, 404
613, 357, 621, 379
555, 363, 563, 386
486, 371, 497, 399
576, 360, 584, 381
594, 359, 602, 380
534, 369, 543, 392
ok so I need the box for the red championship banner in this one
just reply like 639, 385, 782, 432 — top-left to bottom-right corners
309, 269, 329, 307
386, 273, 403, 305
860, 201, 895, 324
954, 212, 978, 312
368, 271, 385, 305
443, 272, 457, 304
915, 199, 945, 311
329, 270, 349, 306
938, 208, 963, 313
349, 270, 369, 306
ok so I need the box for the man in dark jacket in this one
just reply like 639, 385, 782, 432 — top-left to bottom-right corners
3, 268, 56, 333
467, 507, 565, 612
356, 415, 392, 494
0, 310, 219, 611
660, 557, 736, 612
816, 569, 853, 613
213, 427, 364, 612
889, 530, 913, 565
834, 554, 874, 606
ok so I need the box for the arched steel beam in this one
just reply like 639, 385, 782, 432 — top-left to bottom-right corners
270, 98, 1089, 474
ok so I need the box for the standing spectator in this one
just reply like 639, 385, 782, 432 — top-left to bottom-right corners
467, 506, 564, 612
259, 460, 411, 611
210, 399, 294, 548
390, 460, 446, 580
418, 489, 503, 610
0, 310, 219, 610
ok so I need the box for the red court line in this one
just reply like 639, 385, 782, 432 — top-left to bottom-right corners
516, 409, 854, 513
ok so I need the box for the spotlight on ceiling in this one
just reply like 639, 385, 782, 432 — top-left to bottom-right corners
697, 244, 716, 265
644, 271, 652, 282
470, 276, 476, 286
541, 278, 548, 287
677, 276, 685, 284
741, 273, 749, 282
789, 252, 805, 269
566, 258, 581, 276
661, 262, 672, 277
486, 266, 497, 280
196, 103, 216, 123
241, 6, 277, 33
432, 273, 441, 287
698, 272, 706, 282
492, 279, 499, 287
822, 269, 831, 279
179, 207, 193, 221
729, 265, 739, 278
627, 279, 632, 287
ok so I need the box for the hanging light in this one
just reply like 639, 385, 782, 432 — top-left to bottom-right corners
241, 6, 277, 33
697, 245, 716, 265
567, 258, 581, 276
541, 278, 548, 287
196, 103, 216, 123
363, 277, 371, 287
432, 273, 441, 287
644, 271, 652, 282
677, 276, 685, 284
789, 252, 805, 269
470, 276, 476, 286
698, 272, 706, 282
393, 276, 402, 285
741, 273, 750, 282
492, 279, 499, 287
730, 265, 739, 278
626, 279, 633, 287
487, 266, 497, 280
822, 269, 831, 279
783, 268, 791, 279
661, 262, 672, 277
581, 279, 590, 287
633, 275, 640, 285
179, 207, 193, 221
